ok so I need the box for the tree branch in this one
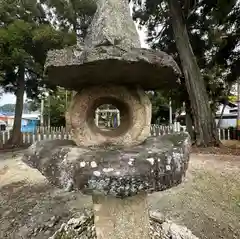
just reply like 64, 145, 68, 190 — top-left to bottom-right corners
187, 0, 202, 19
25, 67, 43, 79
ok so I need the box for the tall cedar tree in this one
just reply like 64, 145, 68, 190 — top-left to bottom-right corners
132, 0, 239, 146
0, 0, 75, 146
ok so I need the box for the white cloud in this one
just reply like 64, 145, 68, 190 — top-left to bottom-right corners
0, 92, 27, 106
0, 93, 16, 106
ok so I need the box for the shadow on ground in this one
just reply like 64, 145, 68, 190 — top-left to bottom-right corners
0, 181, 92, 239
0, 153, 239, 239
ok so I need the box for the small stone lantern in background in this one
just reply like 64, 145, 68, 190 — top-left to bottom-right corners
23, 0, 191, 238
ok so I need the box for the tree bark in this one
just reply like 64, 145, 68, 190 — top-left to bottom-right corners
237, 79, 240, 130
185, 100, 195, 141
7, 65, 25, 147
168, 0, 220, 146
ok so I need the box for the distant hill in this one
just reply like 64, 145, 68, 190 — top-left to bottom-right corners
0, 103, 31, 114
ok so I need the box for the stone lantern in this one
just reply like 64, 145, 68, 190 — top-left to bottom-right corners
23, 0, 191, 238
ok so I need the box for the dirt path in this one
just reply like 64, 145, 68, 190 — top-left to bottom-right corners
0, 151, 240, 239
149, 154, 240, 239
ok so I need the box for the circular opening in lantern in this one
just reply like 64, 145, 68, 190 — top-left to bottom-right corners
87, 97, 132, 137
95, 104, 121, 129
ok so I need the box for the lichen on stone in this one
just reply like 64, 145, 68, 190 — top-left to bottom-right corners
49, 209, 199, 239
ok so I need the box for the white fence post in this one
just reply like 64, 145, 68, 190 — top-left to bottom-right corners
227, 130, 230, 140
0, 126, 237, 148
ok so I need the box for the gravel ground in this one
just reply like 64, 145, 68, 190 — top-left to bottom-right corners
0, 151, 239, 239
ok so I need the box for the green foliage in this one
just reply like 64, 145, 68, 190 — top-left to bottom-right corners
147, 89, 184, 124
132, 0, 240, 108
0, 0, 76, 99
0, 103, 15, 112
0, 0, 96, 99
45, 89, 71, 127
148, 91, 169, 124
0, 0, 95, 145
29, 88, 71, 127
45, 0, 96, 37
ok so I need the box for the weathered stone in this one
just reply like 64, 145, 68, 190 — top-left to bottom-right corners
48, 209, 199, 239
149, 211, 199, 239
45, 46, 181, 91
66, 85, 151, 147
84, 0, 141, 49
92, 193, 150, 239
25, 0, 191, 237
44, 0, 181, 91
49, 209, 96, 239
22, 133, 191, 198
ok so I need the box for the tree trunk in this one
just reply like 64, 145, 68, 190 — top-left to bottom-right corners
185, 100, 195, 141
7, 65, 25, 147
168, 0, 220, 147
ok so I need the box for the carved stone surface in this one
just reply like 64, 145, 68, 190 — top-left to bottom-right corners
44, 0, 181, 91
45, 46, 181, 91
23, 0, 192, 238
66, 85, 151, 147
22, 133, 191, 198
84, 0, 141, 49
